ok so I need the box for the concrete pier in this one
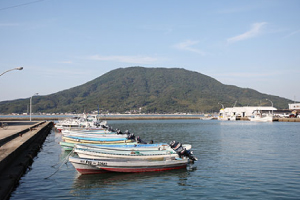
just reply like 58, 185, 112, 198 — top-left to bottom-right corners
0, 121, 54, 200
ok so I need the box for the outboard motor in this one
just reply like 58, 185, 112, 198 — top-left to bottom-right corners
101, 125, 108, 129
169, 141, 198, 161
127, 133, 135, 140
107, 126, 115, 132
136, 136, 147, 144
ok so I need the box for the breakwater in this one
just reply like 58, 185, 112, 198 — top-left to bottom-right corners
0, 121, 54, 200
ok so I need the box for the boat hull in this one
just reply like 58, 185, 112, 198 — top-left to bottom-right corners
248, 116, 273, 122
99, 162, 187, 173
69, 157, 107, 174
69, 156, 188, 173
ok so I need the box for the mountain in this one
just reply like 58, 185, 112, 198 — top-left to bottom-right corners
0, 67, 292, 114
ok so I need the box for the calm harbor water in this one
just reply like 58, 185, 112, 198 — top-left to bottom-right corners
10, 120, 300, 199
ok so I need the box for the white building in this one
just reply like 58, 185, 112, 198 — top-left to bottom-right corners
218, 106, 277, 120
288, 103, 300, 110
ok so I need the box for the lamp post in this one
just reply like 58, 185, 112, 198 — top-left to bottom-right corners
266, 99, 273, 115
218, 102, 224, 109
30, 93, 39, 121
0, 67, 23, 77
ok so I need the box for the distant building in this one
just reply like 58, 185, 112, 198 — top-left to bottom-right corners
289, 103, 300, 111
218, 106, 277, 120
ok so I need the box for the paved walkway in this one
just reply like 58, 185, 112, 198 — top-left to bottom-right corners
0, 122, 37, 140
0, 121, 53, 200
0, 121, 45, 164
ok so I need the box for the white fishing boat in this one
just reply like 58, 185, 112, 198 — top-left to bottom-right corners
68, 138, 197, 174
248, 110, 273, 122
74, 147, 179, 161
200, 117, 214, 120
61, 129, 116, 135
75, 143, 190, 152
69, 156, 189, 173
62, 132, 129, 139
74, 141, 197, 161
55, 114, 107, 131
60, 141, 139, 151
62, 135, 134, 144
59, 141, 192, 151
68, 156, 107, 174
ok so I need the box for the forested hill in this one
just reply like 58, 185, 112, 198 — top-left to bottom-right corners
0, 67, 292, 114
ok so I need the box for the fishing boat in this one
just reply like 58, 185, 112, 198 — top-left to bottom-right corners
55, 114, 107, 131
248, 110, 273, 122
73, 140, 197, 162
62, 136, 134, 144
60, 141, 192, 151
68, 156, 107, 174
61, 129, 116, 135
61, 129, 134, 140
62, 135, 132, 141
75, 143, 192, 152
69, 156, 189, 173
62, 132, 129, 139
59, 141, 139, 151
74, 146, 179, 161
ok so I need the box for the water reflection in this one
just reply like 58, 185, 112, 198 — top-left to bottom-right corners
10, 120, 300, 200
70, 168, 194, 197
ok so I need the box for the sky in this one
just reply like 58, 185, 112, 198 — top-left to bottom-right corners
0, 0, 299, 105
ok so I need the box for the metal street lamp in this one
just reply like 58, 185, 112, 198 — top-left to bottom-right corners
266, 99, 274, 115
30, 93, 39, 121
0, 67, 23, 77
218, 102, 224, 109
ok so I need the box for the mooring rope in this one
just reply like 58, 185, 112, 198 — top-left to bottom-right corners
44, 149, 74, 179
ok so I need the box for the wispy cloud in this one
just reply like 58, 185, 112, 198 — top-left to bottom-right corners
173, 40, 206, 56
227, 22, 267, 43
284, 29, 300, 38
57, 61, 73, 64
87, 55, 158, 64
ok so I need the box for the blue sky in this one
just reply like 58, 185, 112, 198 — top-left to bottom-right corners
0, 0, 299, 106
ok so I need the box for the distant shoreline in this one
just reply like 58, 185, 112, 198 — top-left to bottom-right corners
1, 115, 299, 122
0, 115, 203, 121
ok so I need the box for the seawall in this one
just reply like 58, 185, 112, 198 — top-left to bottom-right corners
0, 121, 54, 200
